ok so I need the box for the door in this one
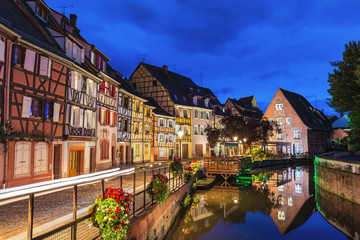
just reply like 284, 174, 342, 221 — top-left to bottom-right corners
120, 146, 124, 165
53, 145, 61, 179
195, 144, 203, 158
68, 151, 81, 177
182, 143, 188, 159
169, 149, 174, 160
90, 147, 96, 173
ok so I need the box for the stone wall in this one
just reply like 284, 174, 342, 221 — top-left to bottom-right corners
315, 156, 360, 205
127, 182, 192, 240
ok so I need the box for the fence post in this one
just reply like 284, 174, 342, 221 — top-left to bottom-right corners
27, 193, 34, 240
143, 170, 146, 209
133, 172, 136, 217
71, 185, 78, 240
101, 180, 105, 199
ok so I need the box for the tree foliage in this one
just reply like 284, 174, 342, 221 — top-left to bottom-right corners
204, 126, 222, 149
328, 41, 360, 149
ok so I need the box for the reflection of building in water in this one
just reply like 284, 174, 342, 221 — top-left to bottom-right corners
261, 166, 315, 235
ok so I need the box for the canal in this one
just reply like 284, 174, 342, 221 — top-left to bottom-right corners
165, 164, 357, 240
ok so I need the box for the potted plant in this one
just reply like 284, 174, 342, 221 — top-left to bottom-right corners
190, 160, 200, 173
87, 187, 133, 240
147, 173, 169, 206
169, 158, 183, 177
183, 165, 193, 182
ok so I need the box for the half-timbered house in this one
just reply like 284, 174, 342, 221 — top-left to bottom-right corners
224, 96, 263, 120
131, 95, 148, 163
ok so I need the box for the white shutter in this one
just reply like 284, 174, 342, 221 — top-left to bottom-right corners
70, 105, 74, 126
173, 120, 176, 128
70, 71, 75, 88
158, 134, 160, 143
90, 51, 95, 64
47, 59, 52, 78
24, 49, 36, 72
34, 144, 47, 174
15, 143, 30, 176
79, 108, 84, 127
84, 109, 88, 128
93, 81, 97, 98
80, 48, 84, 63
53, 103, 60, 122
39, 56, 49, 76
0, 39, 5, 62
86, 78, 90, 95
22, 96, 32, 118
92, 111, 96, 129
77, 74, 83, 91
158, 118, 160, 127
66, 105, 71, 123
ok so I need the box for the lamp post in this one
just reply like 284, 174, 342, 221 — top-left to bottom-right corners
233, 136, 238, 156
178, 127, 184, 159
240, 140, 242, 155
243, 138, 247, 154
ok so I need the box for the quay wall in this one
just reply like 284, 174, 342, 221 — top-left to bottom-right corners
126, 182, 192, 240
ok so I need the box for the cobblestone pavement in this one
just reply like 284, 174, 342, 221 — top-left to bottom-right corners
0, 164, 177, 240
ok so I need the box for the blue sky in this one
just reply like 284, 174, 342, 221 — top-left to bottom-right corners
46, 0, 360, 116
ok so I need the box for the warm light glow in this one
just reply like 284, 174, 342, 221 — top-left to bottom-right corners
178, 128, 184, 139
234, 199, 238, 203
240, 140, 242, 143
233, 136, 238, 142
243, 138, 247, 143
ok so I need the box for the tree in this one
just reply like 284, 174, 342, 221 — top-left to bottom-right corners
256, 118, 278, 151
204, 126, 222, 149
328, 41, 360, 149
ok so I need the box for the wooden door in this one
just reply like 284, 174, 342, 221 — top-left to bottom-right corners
120, 146, 124, 164
53, 145, 61, 179
112, 146, 116, 167
68, 151, 81, 177
195, 144, 203, 158
182, 144, 188, 159
90, 147, 96, 173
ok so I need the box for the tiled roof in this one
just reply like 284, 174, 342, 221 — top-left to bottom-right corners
280, 88, 330, 131
227, 98, 263, 119
146, 98, 173, 117
332, 115, 349, 129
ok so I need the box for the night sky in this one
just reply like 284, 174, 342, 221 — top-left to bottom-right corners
45, 0, 360, 116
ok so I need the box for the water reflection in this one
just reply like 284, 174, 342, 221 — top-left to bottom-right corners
165, 165, 348, 240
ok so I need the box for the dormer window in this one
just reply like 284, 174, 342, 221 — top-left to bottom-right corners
205, 99, 209, 107
91, 51, 106, 72
35, 3, 48, 22
65, 38, 84, 63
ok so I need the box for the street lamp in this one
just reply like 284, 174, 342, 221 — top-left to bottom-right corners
178, 127, 184, 159
240, 140, 242, 155
233, 136, 238, 156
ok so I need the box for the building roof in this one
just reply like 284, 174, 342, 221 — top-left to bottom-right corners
332, 115, 349, 129
226, 97, 263, 119
146, 98, 173, 117
137, 63, 215, 110
279, 88, 330, 131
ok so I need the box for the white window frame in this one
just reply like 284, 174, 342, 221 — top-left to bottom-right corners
277, 118, 282, 125
159, 149, 165, 158
277, 133, 283, 139
294, 130, 301, 139
275, 103, 284, 110
286, 117, 291, 124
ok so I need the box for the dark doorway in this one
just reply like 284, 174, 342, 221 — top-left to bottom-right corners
112, 146, 116, 167
90, 147, 96, 172
53, 145, 61, 179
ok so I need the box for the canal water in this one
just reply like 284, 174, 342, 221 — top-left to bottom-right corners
165, 164, 354, 240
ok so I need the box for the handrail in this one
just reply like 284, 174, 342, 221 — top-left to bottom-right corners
0, 168, 135, 201
0, 168, 121, 194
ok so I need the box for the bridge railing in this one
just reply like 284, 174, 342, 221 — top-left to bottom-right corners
0, 164, 189, 240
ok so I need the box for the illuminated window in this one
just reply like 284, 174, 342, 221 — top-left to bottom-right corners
278, 185, 284, 191
275, 104, 284, 110
135, 145, 140, 156
144, 144, 149, 154
277, 133, 283, 140
277, 118, 282, 125
277, 211, 286, 221
286, 117, 291, 124
194, 110, 198, 118
288, 197, 293, 207
159, 149, 165, 158
294, 130, 301, 139
295, 183, 302, 193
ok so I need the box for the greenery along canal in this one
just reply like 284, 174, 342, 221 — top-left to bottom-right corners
165, 164, 354, 240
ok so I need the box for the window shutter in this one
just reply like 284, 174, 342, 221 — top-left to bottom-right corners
24, 49, 36, 72
86, 78, 90, 95
112, 86, 116, 97
53, 103, 60, 122
80, 48, 84, 63
84, 110, 88, 129
66, 105, 71, 123
106, 109, 110, 126
39, 56, 49, 76
79, 109, 84, 127
70, 105, 74, 126
77, 74, 83, 91
99, 107, 102, 124
22, 96, 32, 118
72, 43, 77, 60
90, 51, 95, 64
64, 38, 68, 54
0, 39, 5, 62
93, 80, 97, 98
99, 81, 105, 92
114, 112, 117, 126
47, 59, 52, 78
173, 120, 176, 128
158, 134, 160, 143
69, 71, 75, 88
92, 111, 96, 129
158, 118, 160, 127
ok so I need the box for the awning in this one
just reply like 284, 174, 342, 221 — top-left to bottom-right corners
225, 143, 238, 147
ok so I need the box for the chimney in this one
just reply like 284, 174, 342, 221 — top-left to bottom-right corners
70, 14, 77, 27
163, 65, 168, 73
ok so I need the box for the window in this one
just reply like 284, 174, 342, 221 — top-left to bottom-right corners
145, 125, 149, 134
294, 130, 301, 139
0, 38, 5, 62
30, 99, 42, 118
135, 145, 140, 156
159, 118, 165, 127
87, 78, 96, 97
286, 117, 291, 124
194, 110, 198, 118
14, 142, 31, 177
277, 211, 286, 221
86, 110, 95, 129
269, 118, 274, 124
205, 99, 209, 107
183, 110, 188, 118
34, 143, 48, 174
275, 103, 284, 110
123, 96, 129, 109
200, 126, 205, 135
169, 135, 173, 142
35, 3, 48, 21
153, 80, 157, 86
277, 133, 283, 139
45, 100, 53, 119
145, 144, 149, 154
159, 134, 165, 143
193, 97, 197, 105
110, 111, 114, 127
13, 46, 25, 67
288, 197, 293, 207
295, 183, 302, 193
206, 112, 210, 120
100, 140, 109, 159
295, 146, 301, 154
168, 120, 174, 128
121, 119, 128, 132
159, 149, 165, 158
277, 118, 282, 125
193, 125, 198, 135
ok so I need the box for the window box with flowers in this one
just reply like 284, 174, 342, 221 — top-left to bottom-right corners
87, 187, 133, 240
147, 173, 169, 206
184, 165, 193, 182
168, 158, 183, 177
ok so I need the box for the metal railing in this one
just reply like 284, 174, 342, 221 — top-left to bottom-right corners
0, 162, 200, 240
